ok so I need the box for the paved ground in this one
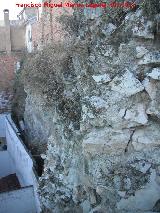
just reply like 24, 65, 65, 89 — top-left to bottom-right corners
0, 174, 21, 193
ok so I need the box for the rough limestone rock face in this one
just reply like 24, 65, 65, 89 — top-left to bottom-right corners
21, 4, 160, 213
24, 88, 55, 154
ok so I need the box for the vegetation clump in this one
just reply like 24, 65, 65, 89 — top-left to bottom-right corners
22, 43, 72, 104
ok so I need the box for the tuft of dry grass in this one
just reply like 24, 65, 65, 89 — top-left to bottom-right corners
22, 43, 73, 104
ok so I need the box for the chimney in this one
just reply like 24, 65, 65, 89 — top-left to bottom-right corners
3, 9, 11, 53
4, 9, 10, 26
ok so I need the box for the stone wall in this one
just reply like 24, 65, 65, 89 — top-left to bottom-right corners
17, 2, 160, 212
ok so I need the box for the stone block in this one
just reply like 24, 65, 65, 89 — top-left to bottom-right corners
83, 128, 131, 155
136, 46, 149, 58
109, 70, 144, 97
92, 74, 111, 84
147, 68, 160, 80
138, 52, 160, 65
132, 122, 160, 151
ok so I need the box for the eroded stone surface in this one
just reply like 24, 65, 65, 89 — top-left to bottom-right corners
109, 70, 144, 97
83, 128, 131, 155
138, 52, 160, 65
117, 170, 160, 211
147, 68, 160, 80
132, 19, 154, 39
92, 74, 111, 84
132, 121, 160, 151
15, 4, 160, 213
136, 46, 149, 59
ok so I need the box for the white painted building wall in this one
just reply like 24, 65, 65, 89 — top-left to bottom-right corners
0, 114, 7, 137
6, 119, 33, 186
25, 23, 32, 53
0, 151, 15, 178
0, 186, 37, 213
5, 115, 41, 212
0, 114, 41, 212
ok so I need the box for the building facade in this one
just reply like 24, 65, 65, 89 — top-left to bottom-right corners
0, 9, 25, 113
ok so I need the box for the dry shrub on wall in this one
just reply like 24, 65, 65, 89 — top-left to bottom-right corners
22, 43, 72, 104
57, 14, 80, 36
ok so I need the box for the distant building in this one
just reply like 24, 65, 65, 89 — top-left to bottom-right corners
17, 8, 39, 53
0, 9, 25, 53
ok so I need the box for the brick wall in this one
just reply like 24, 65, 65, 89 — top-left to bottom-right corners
0, 54, 19, 112
32, 0, 73, 50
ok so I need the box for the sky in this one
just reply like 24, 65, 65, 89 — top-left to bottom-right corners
0, 0, 39, 20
